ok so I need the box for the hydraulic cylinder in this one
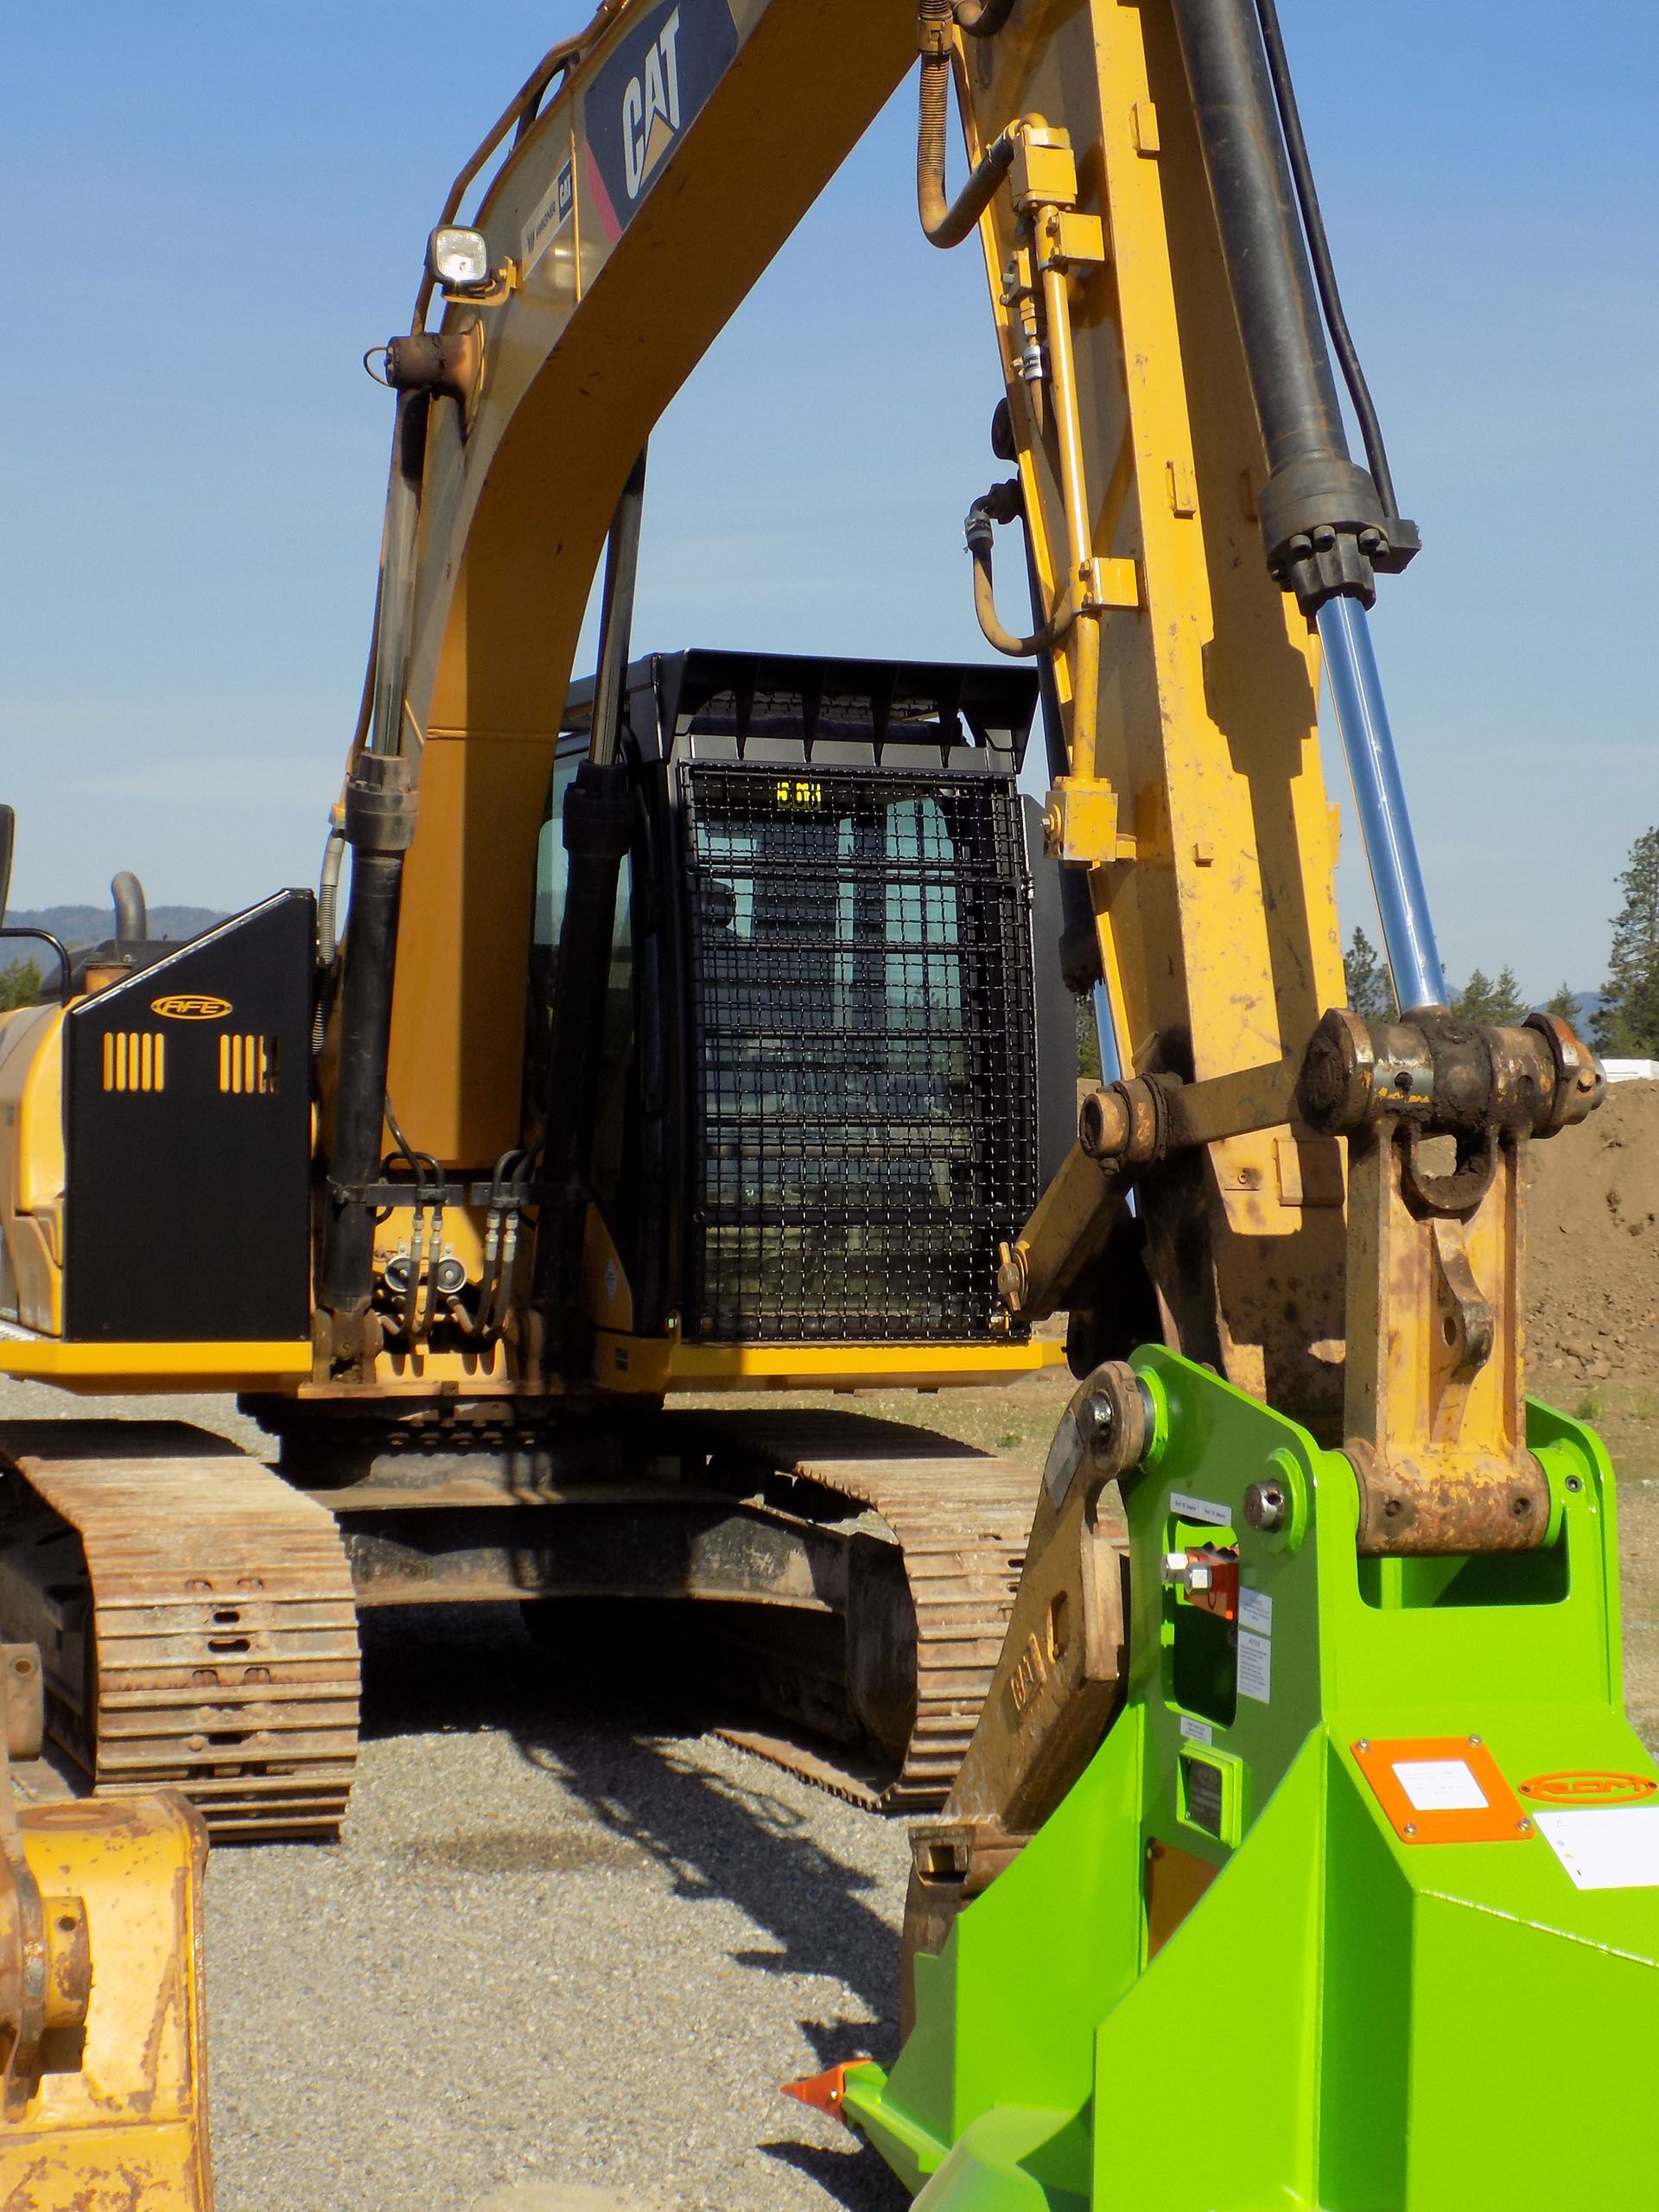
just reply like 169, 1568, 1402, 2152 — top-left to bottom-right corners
1317, 595, 1446, 1014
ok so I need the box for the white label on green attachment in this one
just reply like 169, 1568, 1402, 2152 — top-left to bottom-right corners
1539, 1808, 1659, 1890
1237, 1630, 1272, 1703
1179, 1714, 1213, 1745
1170, 1491, 1230, 1527
1239, 1587, 1273, 1636
1394, 1758, 1486, 1813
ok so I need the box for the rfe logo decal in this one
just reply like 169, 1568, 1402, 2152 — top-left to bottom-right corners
584, 0, 737, 237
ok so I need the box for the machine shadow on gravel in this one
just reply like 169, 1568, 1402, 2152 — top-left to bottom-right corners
357, 1601, 904, 2017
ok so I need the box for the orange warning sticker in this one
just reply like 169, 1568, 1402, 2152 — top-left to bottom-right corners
1519, 1770, 1659, 1806
1352, 1736, 1534, 1846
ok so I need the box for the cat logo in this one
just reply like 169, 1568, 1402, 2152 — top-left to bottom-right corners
622, 6, 682, 200
584, 0, 736, 237
151, 994, 232, 1020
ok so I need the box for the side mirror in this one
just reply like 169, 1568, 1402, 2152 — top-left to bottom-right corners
0, 805, 14, 925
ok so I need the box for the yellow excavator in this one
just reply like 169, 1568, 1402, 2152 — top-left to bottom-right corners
3, 0, 1647, 2202
0, 1642, 209, 2207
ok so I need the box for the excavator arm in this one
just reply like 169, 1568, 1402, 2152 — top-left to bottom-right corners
317, 0, 1363, 1399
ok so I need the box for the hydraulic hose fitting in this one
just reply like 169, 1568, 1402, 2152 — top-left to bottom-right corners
1169, 0, 1417, 615
915, 2, 1024, 249
917, 0, 952, 54
1258, 455, 1405, 616
342, 749, 419, 857
964, 480, 1073, 658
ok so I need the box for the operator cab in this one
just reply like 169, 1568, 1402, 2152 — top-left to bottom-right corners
530, 647, 1076, 1352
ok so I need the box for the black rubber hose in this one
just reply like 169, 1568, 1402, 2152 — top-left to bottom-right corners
1252, 0, 1400, 519
530, 763, 634, 1357
955, 0, 1019, 35
317, 849, 404, 1322
1020, 517, 1102, 992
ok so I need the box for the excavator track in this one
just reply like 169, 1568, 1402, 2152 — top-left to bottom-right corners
682, 1413, 1043, 1812
0, 1422, 359, 1839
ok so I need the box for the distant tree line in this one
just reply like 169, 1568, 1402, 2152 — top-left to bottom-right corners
1592, 826, 1659, 1055
0, 959, 39, 1011
1342, 822, 1659, 1052
1343, 929, 1576, 1027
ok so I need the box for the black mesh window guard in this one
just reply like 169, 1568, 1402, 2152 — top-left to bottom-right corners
680, 763, 1039, 1344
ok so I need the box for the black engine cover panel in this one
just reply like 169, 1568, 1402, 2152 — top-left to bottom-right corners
63, 891, 315, 1342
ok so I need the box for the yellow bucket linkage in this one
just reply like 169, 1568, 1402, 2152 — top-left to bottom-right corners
0, 1641, 213, 2209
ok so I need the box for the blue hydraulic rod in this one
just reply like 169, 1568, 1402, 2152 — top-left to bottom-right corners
1317, 592, 1446, 1013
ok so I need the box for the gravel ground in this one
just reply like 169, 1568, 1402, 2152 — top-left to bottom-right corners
0, 1376, 911, 2212
7, 1363, 1659, 2211
205, 1604, 912, 2212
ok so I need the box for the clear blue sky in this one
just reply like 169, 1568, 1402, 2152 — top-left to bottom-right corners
3, 3, 1654, 998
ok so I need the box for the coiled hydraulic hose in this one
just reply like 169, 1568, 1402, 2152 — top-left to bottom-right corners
316, 817, 346, 965
916, 0, 1024, 247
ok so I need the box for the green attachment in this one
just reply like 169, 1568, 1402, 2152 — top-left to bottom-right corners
842, 1351, 1659, 2211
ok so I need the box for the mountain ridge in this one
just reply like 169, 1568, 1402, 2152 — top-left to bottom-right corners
3, 904, 227, 948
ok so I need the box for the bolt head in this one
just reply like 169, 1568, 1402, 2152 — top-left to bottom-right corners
1243, 1478, 1287, 1532
1403, 1822, 1417, 1837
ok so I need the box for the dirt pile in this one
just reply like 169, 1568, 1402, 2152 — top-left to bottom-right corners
1529, 1080, 1659, 1383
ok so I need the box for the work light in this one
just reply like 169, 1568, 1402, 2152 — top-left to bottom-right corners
426, 226, 492, 295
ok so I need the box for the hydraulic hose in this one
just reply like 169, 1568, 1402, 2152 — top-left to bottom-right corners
1252, 0, 1399, 522
1169, 0, 1393, 611
316, 820, 346, 966
531, 451, 647, 1368
973, 547, 1069, 657
965, 490, 1073, 657
317, 391, 429, 1357
954, 0, 1019, 35
916, 2, 1022, 249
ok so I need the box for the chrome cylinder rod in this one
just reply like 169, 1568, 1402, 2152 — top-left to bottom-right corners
1317, 593, 1446, 1013
1092, 980, 1123, 1086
